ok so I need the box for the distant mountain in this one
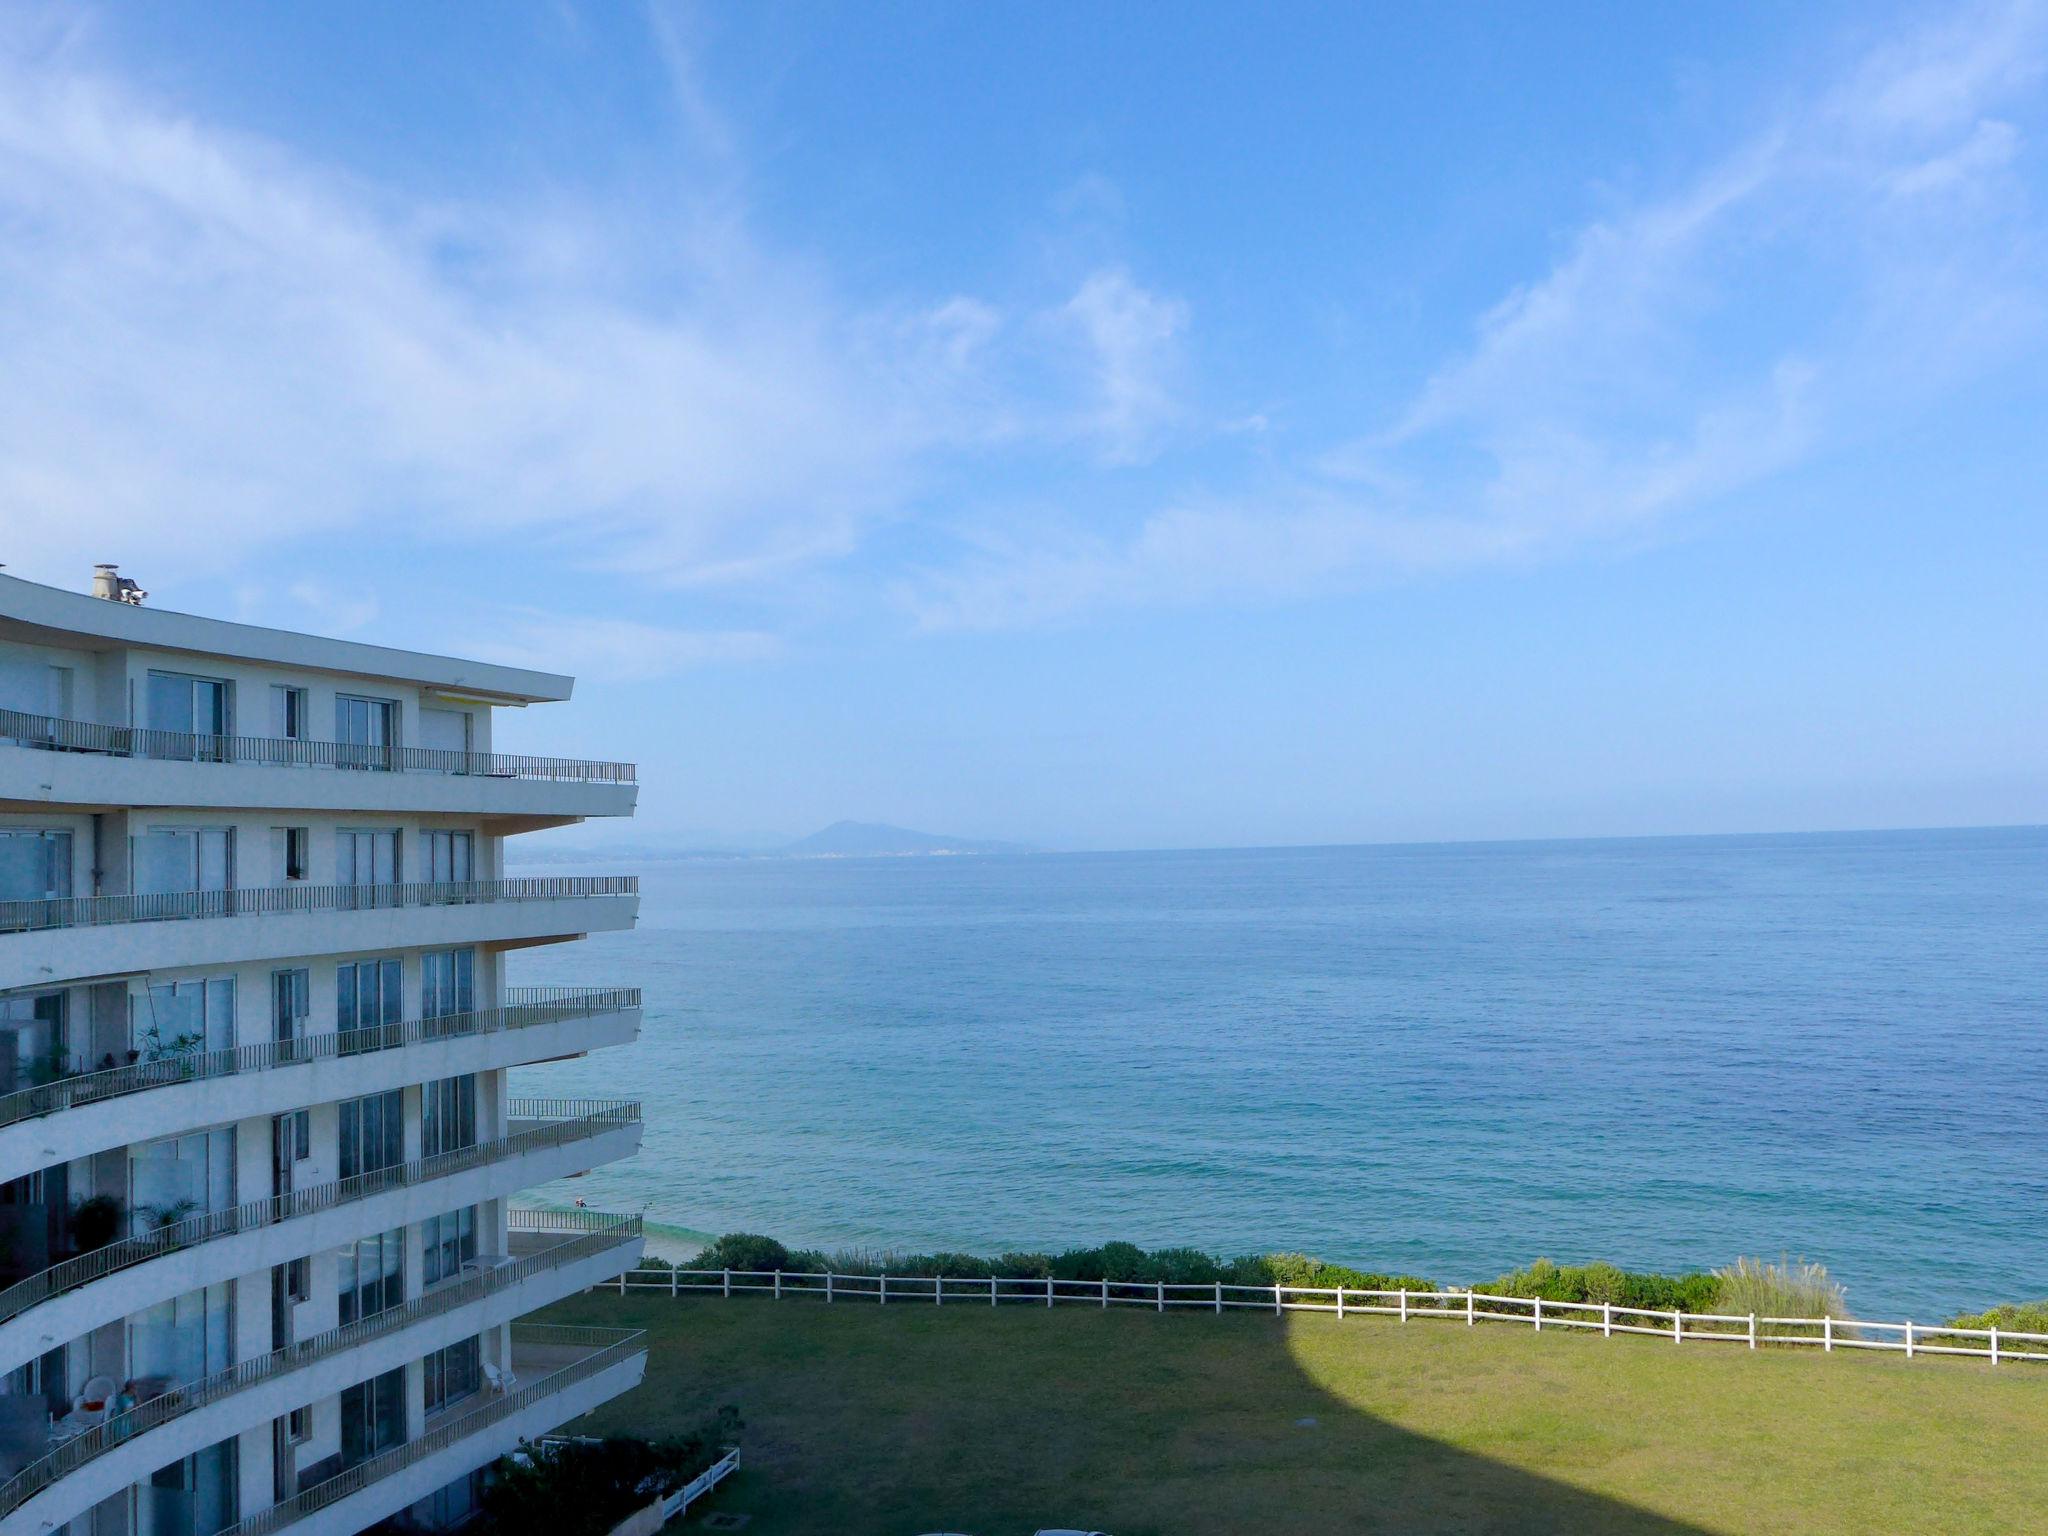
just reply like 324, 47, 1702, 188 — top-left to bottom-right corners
778, 820, 1029, 858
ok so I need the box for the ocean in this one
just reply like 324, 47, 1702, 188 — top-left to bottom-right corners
510, 825, 2047, 1321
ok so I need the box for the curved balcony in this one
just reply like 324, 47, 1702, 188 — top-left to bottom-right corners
224, 1326, 649, 1536
0, 987, 642, 1185
0, 1214, 643, 1532
0, 1101, 641, 1374
0, 706, 636, 821
0, 875, 638, 991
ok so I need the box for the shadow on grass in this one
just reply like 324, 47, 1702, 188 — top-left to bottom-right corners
539, 1289, 1723, 1536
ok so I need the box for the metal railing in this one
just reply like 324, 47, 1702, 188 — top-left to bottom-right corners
221, 1326, 648, 1536
0, 1218, 642, 1521
0, 1102, 640, 1329
621, 1267, 2048, 1370
0, 987, 640, 1134
0, 874, 636, 936
0, 705, 635, 783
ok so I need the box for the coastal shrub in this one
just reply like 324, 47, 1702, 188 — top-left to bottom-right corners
1150, 1246, 1226, 1285
1946, 1300, 2048, 1335
1710, 1256, 1845, 1340
1488, 1258, 1720, 1315
697, 1233, 794, 1273
476, 1408, 739, 1536
1240, 1253, 1436, 1293
997, 1251, 1053, 1278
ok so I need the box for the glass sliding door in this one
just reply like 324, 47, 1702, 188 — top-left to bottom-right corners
420, 948, 475, 1020
272, 968, 309, 1057
141, 976, 236, 1056
147, 1436, 239, 1536
336, 957, 403, 1046
129, 1128, 236, 1236
133, 827, 233, 900
336, 1227, 404, 1324
336, 829, 397, 906
422, 1206, 478, 1285
339, 1367, 406, 1468
147, 671, 231, 761
421, 1074, 477, 1158
422, 830, 473, 888
335, 694, 397, 771
338, 1089, 403, 1180
0, 830, 71, 921
0, 990, 66, 1096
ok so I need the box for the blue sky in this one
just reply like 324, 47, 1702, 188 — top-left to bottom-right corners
1, 1, 2043, 848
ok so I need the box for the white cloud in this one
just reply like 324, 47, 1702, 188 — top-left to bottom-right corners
911, 1, 2048, 629
1053, 267, 1187, 462
0, 15, 1187, 597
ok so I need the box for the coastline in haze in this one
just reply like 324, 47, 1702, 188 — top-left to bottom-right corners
513, 823, 2047, 1322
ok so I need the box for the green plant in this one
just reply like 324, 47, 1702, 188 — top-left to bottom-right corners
140, 1197, 202, 1233
1710, 1255, 1846, 1339
1945, 1300, 2048, 1335
70, 1194, 122, 1253
696, 1233, 794, 1272
477, 1409, 740, 1536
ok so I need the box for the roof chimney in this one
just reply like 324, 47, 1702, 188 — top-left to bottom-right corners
92, 564, 147, 605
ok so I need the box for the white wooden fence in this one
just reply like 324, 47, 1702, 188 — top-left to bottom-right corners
601, 1267, 2048, 1367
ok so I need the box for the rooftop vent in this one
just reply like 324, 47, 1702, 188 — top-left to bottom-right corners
91, 564, 147, 605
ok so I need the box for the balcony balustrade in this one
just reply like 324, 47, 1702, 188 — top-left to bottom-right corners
0, 705, 634, 782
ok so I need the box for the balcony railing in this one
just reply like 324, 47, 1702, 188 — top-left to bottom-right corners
0, 1102, 640, 1329
0, 874, 636, 937
0, 1216, 642, 1522
0, 705, 635, 783
221, 1325, 648, 1536
0, 987, 640, 1135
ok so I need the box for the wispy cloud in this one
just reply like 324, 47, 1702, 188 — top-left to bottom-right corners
910, 1, 2048, 629
0, 10, 1185, 598
468, 613, 781, 682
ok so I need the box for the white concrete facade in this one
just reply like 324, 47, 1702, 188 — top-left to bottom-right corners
0, 572, 647, 1536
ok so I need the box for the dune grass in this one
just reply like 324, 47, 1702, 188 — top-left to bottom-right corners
534, 1288, 2048, 1536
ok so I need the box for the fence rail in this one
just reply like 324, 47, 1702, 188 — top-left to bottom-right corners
0, 1218, 642, 1520
220, 1327, 648, 1536
0, 874, 637, 937
0, 987, 640, 1133
609, 1268, 2048, 1369
0, 705, 636, 783
0, 1103, 640, 1328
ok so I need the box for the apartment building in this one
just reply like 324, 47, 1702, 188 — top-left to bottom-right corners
0, 568, 647, 1535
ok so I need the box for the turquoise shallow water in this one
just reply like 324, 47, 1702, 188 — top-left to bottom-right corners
513, 826, 2047, 1320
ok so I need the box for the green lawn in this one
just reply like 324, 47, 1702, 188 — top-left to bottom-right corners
537, 1289, 2048, 1536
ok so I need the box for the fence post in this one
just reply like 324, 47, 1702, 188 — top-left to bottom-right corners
934, 1275, 942, 1307
1905, 1322, 1914, 1360
1533, 1296, 1541, 1332
722, 1268, 730, 1299
1822, 1314, 1830, 1351
1046, 1275, 1054, 1309
669, 1267, 678, 1298
1748, 1313, 1756, 1350
1399, 1288, 1408, 1324
1336, 1287, 1345, 1320
1157, 1280, 1165, 1313
617, 1272, 627, 1296
1991, 1325, 2000, 1366
1215, 1280, 1223, 1315
1101, 1277, 1109, 1309
1673, 1309, 1682, 1344
774, 1270, 782, 1302
1602, 1301, 1611, 1338
991, 1275, 997, 1308
1274, 1284, 1282, 1317
827, 1272, 834, 1304
1466, 1290, 1474, 1327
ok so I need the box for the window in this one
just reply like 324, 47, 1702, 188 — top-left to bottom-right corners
422, 1336, 481, 1414
284, 1256, 310, 1303
335, 694, 398, 770
275, 827, 309, 882
337, 957, 403, 1037
143, 977, 236, 1055
272, 1109, 310, 1164
338, 1089, 403, 1180
339, 1366, 406, 1467
337, 829, 398, 899
147, 1437, 239, 1536
271, 685, 307, 742
286, 1405, 310, 1444
336, 1227, 404, 1325
147, 670, 231, 759
420, 949, 475, 1020
0, 990, 66, 1086
422, 831, 473, 885
422, 1206, 478, 1286
133, 826, 233, 896
0, 828, 72, 904
129, 1127, 235, 1234
421, 1075, 477, 1159
272, 969, 309, 1046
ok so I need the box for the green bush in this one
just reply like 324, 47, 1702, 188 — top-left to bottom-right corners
1947, 1300, 2048, 1334
696, 1233, 793, 1273
1709, 1256, 1846, 1340
476, 1410, 739, 1536
1488, 1258, 1721, 1314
